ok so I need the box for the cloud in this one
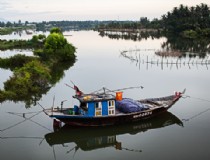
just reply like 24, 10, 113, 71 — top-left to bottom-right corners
1, 0, 210, 22
0, 2, 12, 10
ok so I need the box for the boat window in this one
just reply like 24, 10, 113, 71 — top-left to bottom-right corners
108, 100, 115, 115
111, 100, 114, 106
95, 102, 99, 108
108, 100, 115, 107
95, 102, 102, 116
95, 102, 102, 108
108, 100, 114, 106
95, 109, 102, 116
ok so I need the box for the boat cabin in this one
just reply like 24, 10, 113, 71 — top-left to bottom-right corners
73, 93, 118, 117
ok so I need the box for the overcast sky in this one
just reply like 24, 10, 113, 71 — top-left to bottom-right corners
0, 0, 209, 22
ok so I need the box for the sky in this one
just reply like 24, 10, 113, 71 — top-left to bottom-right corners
0, 0, 209, 22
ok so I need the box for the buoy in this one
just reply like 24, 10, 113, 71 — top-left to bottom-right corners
116, 92, 123, 101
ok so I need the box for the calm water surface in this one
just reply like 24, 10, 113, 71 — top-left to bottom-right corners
0, 31, 210, 160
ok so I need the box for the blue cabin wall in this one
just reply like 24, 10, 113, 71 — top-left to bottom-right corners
87, 102, 95, 117
86, 100, 111, 117
102, 101, 108, 115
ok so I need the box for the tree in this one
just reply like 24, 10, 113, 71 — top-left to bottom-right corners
25, 21, 29, 26
44, 33, 67, 50
34, 27, 76, 62
6, 21, 13, 27
0, 22, 5, 27
18, 20, 21, 25
161, 3, 210, 37
50, 27, 62, 34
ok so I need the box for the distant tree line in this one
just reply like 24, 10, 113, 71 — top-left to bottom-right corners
0, 20, 24, 27
98, 3, 210, 38
34, 21, 101, 31
98, 18, 162, 30
162, 3, 210, 38
0, 3, 209, 38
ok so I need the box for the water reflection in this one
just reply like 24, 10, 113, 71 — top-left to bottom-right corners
0, 31, 76, 107
120, 50, 210, 70
1, 30, 210, 160
0, 59, 75, 107
99, 30, 162, 41
162, 34, 210, 58
45, 111, 183, 153
99, 31, 210, 58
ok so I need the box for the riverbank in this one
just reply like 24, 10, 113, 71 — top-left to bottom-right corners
0, 27, 14, 35
0, 26, 35, 35
98, 28, 161, 33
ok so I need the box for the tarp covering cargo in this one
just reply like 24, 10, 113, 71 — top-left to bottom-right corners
116, 98, 148, 113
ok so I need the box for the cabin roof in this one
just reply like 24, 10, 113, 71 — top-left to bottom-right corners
73, 93, 116, 103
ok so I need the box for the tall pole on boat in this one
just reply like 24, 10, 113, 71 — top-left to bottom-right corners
110, 86, 144, 92
103, 87, 106, 95
51, 95, 55, 115
60, 100, 67, 110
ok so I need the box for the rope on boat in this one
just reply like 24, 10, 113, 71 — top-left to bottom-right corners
7, 111, 43, 116
183, 95, 210, 103
122, 147, 142, 153
181, 94, 210, 122
182, 107, 210, 122
7, 110, 52, 132
109, 86, 144, 92
91, 86, 144, 94
0, 136, 43, 140
0, 111, 49, 132
38, 102, 45, 110
0, 111, 41, 132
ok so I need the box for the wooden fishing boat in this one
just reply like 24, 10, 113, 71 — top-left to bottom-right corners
44, 86, 184, 127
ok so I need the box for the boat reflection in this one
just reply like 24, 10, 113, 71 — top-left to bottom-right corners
45, 111, 183, 152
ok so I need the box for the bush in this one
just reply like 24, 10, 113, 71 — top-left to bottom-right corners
2, 60, 51, 102
182, 30, 198, 39
43, 29, 76, 62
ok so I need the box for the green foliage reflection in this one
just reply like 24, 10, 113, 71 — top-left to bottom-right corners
0, 28, 76, 107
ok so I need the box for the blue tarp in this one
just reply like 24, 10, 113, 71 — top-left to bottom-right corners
116, 98, 148, 113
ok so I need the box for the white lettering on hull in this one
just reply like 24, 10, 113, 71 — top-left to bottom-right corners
133, 111, 152, 119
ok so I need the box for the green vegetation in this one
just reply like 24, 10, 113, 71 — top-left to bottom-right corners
0, 60, 51, 107
0, 20, 36, 35
161, 35, 210, 58
162, 3, 210, 38
0, 27, 15, 35
1, 3, 209, 38
35, 21, 99, 31
0, 54, 39, 70
97, 3, 210, 39
99, 30, 162, 41
0, 27, 76, 107
34, 28, 76, 62
0, 20, 99, 32
97, 17, 162, 30
0, 34, 45, 50
97, 3, 210, 55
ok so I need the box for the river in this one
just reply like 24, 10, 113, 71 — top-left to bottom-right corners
0, 30, 210, 160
